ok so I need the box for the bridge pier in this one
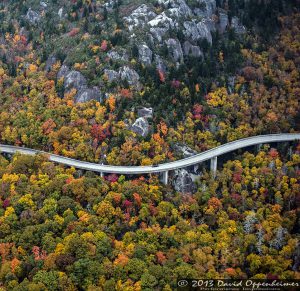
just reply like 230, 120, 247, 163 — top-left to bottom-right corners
210, 156, 218, 179
100, 172, 104, 178
161, 171, 169, 185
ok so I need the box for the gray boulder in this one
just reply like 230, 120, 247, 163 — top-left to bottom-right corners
58, 8, 64, 18
138, 44, 153, 66
119, 66, 140, 86
150, 27, 169, 43
183, 41, 203, 58
165, 38, 183, 62
107, 49, 129, 62
138, 107, 153, 119
124, 4, 157, 31
40, 1, 47, 9
218, 12, 228, 33
131, 117, 149, 137
26, 8, 40, 24
174, 143, 198, 158
194, 0, 216, 18
45, 56, 57, 72
173, 169, 196, 193
64, 71, 87, 91
183, 20, 212, 44
104, 69, 119, 82
75, 87, 102, 103
154, 55, 167, 74
197, 21, 212, 44
165, 0, 192, 18
148, 12, 175, 30
57, 65, 70, 79
231, 16, 246, 34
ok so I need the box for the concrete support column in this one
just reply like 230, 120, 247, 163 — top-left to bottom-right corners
161, 171, 169, 185
100, 172, 104, 178
210, 156, 218, 179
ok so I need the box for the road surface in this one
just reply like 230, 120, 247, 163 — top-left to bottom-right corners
0, 133, 299, 175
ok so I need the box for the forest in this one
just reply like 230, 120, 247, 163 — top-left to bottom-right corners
0, 0, 299, 290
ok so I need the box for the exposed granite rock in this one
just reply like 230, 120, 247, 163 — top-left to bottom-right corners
183, 20, 212, 44
174, 143, 198, 158
57, 65, 70, 79
231, 16, 246, 34
75, 87, 102, 103
26, 8, 40, 24
173, 169, 196, 193
218, 12, 228, 33
154, 54, 167, 73
165, 38, 183, 62
40, 1, 47, 9
131, 117, 149, 137
58, 8, 64, 18
119, 66, 140, 86
194, 0, 216, 18
124, 4, 157, 31
164, 0, 192, 18
107, 49, 129, 62
183, 41, 203, 58
104, 69, 119, 82
148, 12, 175, 30
64, 71, 87, 92
138, 107, 153, 119
45, 56, 57, 72
150, 27, 169, 43
138, 44, 153, 66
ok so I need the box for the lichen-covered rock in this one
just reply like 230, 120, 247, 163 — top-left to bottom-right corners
138, 44, 153, 66
64, 71, 87, 92
26, 8, 40, 24
75, 87, 102, 103
119, 66, 140, 86
173, 169, 196, 193
183, 41, 203, 58
124, 4, 157, 31
131, 117, 149, 137
138, 107, 153, 119
165, 38, 183, 62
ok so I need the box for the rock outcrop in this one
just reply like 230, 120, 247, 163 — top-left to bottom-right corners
173, 169, 196, 193
64, 71, 87, 92
119, 66, 140, 86
183, 41, 203, 58
138, 44, 153, 66
131, 117, 149, 137
231, 16, 246, 34
166, 38, 183, 62
26, 8, 40, 24
124, 4, 157, 31
138, 107, 153, 119
75, 87, 102, 103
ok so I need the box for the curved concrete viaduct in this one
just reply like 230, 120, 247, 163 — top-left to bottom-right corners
1, 133, 300, 184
